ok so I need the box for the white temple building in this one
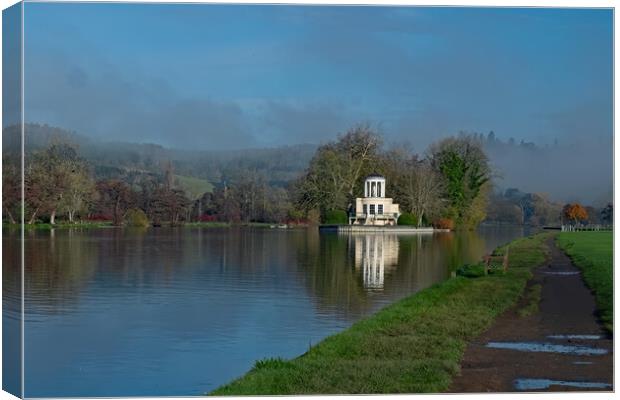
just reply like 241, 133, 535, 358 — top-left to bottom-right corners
349, 174, 400, 226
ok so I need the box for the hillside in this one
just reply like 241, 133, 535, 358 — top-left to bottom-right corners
3, 123, 316, 193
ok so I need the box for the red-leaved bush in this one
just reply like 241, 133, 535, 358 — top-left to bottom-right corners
433, 218, 455, 230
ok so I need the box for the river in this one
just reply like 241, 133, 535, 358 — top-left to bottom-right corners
3, 224, 527, 397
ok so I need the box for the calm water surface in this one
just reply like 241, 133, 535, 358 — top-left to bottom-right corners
4, 225, 527, 397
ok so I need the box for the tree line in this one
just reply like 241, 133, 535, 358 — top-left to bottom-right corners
3, 141, 296, 226
293, 124, 492, 229
485, 187, 613, 227
4, 123, 608, 230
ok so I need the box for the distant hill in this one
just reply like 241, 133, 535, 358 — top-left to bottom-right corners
3, 123, 317, 193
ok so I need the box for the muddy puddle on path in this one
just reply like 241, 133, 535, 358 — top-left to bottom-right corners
514, 378, 612, 391
542, 271, 581, 276
486, 341, 608, 355
547, 334, 602, 340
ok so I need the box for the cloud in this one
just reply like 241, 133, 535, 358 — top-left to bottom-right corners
257, 100, 357, 146
24, 49, 258, 150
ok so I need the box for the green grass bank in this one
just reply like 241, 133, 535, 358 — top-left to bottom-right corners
210, 232, 552, 395
3, 221, 113, 230
557, 231, 613, 332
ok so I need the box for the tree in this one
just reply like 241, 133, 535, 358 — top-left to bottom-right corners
24, 142, 89, 224
43, 143, 80, 224
295, 123, 381, 219
25, 154, 54, 224
233, 169, 266, 223
2, 155, 20, 224
601, 203, 613, 224
263, 186, 292, 223
485, 192, 524, 225
95, 180, 134, 226
563, 203, 588, 225
295, 146, 348, 215
150, 186, 191, 226
526, 193, 561, 227
61, 165, 95, 222
335, 123, 382, 206
401, 160, 443, 227
429, 135, 491, 228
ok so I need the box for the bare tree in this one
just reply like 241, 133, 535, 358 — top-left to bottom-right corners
402, 160, 444, 227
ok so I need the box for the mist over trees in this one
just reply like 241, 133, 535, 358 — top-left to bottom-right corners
480, 130, 612, 206
2, 123, 612, 228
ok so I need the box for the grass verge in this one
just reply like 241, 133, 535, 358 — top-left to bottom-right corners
5, 221, 284, 229
210, 232, 552, 395
3, 222, 114, 230
556, 231, 613, 332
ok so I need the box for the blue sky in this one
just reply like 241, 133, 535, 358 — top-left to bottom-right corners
16, 3, 613, 150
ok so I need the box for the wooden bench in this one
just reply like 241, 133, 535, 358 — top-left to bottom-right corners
483, 246, 509, 274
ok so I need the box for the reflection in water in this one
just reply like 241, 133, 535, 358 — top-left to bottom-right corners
6, 224, 526, 397
353, 234, 399, 290
3, 231, 22, 397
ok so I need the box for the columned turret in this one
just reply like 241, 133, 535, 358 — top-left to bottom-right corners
364, 174, 385, 198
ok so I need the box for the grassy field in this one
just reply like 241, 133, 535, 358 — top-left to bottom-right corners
557, 231, 613, 332
210, 233, 552, 395
175, 174, 213, 200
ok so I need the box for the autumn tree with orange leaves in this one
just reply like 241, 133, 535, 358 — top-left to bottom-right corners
563, 203, 588, 225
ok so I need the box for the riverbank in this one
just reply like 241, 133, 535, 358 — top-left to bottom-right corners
556, 231, 613, 332
319, 225, 448, 233
3, 221, 292, 230
210, 232, 552, 395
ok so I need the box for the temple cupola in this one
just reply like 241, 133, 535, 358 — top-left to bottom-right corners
364, 173, 386, 198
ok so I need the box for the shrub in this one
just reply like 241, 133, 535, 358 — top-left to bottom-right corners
324, 209, 347, 225
125, 208, 150, 227
397, 212, 417, 226
433, 218, 455, 230
456, 263, 486, 278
